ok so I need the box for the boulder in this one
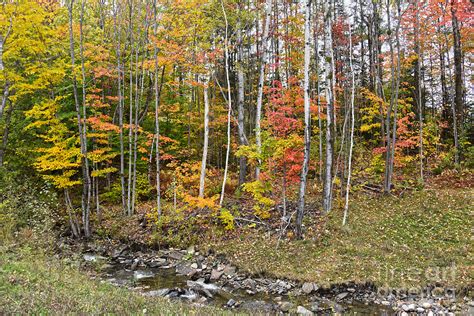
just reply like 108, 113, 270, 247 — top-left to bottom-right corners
223, 265, 236, 276
186, 280, 219, 298
226, 299, 237, 307
335, 292, 349, 301
175, 263, 197, 277
210, 269, 224, 281
296, 305, 314, 315
167, 251, 184, 260
280, 301, 293, 312
143, 288, 170, 297
302, 282, 316, 294
148, 258, 167, 268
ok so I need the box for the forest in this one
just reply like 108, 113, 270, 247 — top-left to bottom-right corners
0, 0, 473, 314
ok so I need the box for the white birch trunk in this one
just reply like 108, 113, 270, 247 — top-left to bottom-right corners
322, 0, 334, 214
219, 0, 232, 206
153, 0, 162, 217
343, 22, 355, 226
255, 0, 272, 180
199, 76, 210, 199
296, 0, 312, 239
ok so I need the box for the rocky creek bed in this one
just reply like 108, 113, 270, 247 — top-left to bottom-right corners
71, 241, 473, 315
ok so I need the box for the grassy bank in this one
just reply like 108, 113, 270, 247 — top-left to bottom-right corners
0, 244, 227, 315
215, 189, 473, 289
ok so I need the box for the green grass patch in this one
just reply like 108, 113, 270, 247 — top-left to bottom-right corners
215, 189, 473, 289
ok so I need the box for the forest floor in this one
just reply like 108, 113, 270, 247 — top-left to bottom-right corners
1, 172, 472, 314
214, 187, 473, 290
0, 243, 230, 315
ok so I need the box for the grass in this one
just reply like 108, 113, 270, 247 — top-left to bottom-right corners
214, 188, 473, 289
0, 243, 230, 315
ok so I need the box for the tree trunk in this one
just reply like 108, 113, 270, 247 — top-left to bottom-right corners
237, 8, 247, 186
414, 0, 424, 183
322, 0, 334, 214
68, 0, 91, 237
343, 21, 355, 226
0, 82, 10, 120
65, 189, 81, 238
153, 0, 162, 217
296, 0, 312, 239
199, 76, 210, 199
0, 100, 13, 167
255, 0, 272, 180
219, 0, 232, 206
113, 0, 127, 214
450, 0, 464, 128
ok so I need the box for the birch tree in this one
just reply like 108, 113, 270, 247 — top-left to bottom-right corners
152, 0, 162, 217
199, 76, 210, 199
255, 0, 272, 180
68, 0, 91, 237
219, 0, 232, 206
295, 0, 312, 239
322, 0, 334, 213
343, 19, 355, 226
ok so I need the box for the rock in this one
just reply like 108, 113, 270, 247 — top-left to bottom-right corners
302, 282, 315, 294
310, 302, 321, 312
112, 246, 127, 258
166, 290, 180, 298
148, 258, 167, 268
280, 301, 293, 312
130, 260, 139, 271
401, 303, 416, 312
335, 292, 349, 301
175, 263, 197, 277
401, 312, 409, 316
210, 269, 224, 281
296, 305, 313, 315
242, 278, 256, 290
133, 270, 155, 280
191, 263, 198, 269
143, 288, 170, 297
416, 307, 425, 313
381, 300, 391, 306
420, 300, 432, 309
226, 299, 237, 307
427, 311, 434, 316
223, 265, 236, 276
186, 280, 219, 298
167, 251, 184, 260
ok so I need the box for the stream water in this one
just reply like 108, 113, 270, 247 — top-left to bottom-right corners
101, 263, 394, 315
